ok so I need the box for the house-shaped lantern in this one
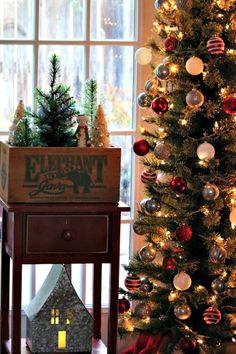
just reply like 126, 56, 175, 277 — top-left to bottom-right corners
24, 264, 93, 353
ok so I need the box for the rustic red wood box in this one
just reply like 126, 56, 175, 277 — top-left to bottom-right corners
0, 142, 121, 203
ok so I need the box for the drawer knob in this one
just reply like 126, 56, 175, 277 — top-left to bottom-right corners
62, 230, 73, 241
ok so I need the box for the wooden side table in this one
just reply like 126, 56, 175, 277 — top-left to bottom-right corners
0, 200, 130, 354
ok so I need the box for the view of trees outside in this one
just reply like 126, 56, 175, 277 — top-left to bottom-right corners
0, 0, 137, 306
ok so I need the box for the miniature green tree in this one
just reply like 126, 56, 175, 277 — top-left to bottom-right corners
30, 54, 78, 147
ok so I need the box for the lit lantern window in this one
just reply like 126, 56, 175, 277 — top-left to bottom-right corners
58, 331, 66, 349
51, 309, 59, 324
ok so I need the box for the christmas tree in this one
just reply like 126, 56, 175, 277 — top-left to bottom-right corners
8, 100, 25, 144
119, 1, 236, 354
29, 54, 78, 147
92, 104, 110, 147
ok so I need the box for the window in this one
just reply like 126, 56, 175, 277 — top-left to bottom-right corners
0, 0, 152, 307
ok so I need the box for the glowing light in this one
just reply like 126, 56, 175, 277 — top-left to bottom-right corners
140, 127, 145, 134
180, 119, 187, 126
197, 339, 204, 344
169, 64, 179, 74
169, 103, 174, 109
168, 291, 178, 302
178, 32, 184, 40
58, 331, 66, 349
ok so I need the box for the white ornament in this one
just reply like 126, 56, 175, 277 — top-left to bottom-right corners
186, 57, 204, 75
173, 272, 192, 291
197, 142, 215, 161
135, 47, 152, 65
229, 208, 236, 225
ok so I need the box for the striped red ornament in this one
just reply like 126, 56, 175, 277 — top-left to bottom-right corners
141, 169, 157, 184
207, 36, 225, 54
124, 273, 141, 291
203, 307, 222, 325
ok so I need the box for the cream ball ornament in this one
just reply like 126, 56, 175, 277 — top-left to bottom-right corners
197, 142, 215, 161
229, 208, 236, 226
173, 272, 192, 291
135, 47, 152, 65
186, 57, 204, 76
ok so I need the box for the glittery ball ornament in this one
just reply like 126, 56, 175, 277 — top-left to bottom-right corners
134, 302, 152, 319
170, 176, 187, 193
137, 92, 152, 108
229, 208, 236, 226
174, 303, 192, 320
154, 141, 171, 160
133, 221, 145, 235
211, 278, 226, 294
176, 0, 192, 11
141, 169, 157, 184
139, 244, 157, 263
209, 246, 226, 264
163, 256, 177, 270
223, 96, 236, 115
133, 139, 149, 156
186, 56, 204, 76
202, 183, 219, 201
176, 224, 193, 243
119, 297, 130, 314
140, 278, 154, 293
145, 198, 161, 214
124, 273, 141, 291
155, 63, 170, 80
135, 47, 152, 65
152, 97, 169, 114
164, 37, 178, 51
207, 36, 225, 55
178, 337, 196, 353
186, 89, 204, 108
203, 307, 222, 325
154, 0, 165, 9
197, 142, 215, 161
173, 272, 192, 291
144, 77, 160, 96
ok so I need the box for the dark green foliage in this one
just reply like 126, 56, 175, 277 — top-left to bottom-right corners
83, 79, 98, 128
29, 54, 78, 147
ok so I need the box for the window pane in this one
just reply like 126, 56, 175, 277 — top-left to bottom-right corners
39, 0, 86, 40
90, 45, 134, 130
0, 45, 33, 129
90, 0, 135, 40
0, 0, 34, 39
111, 135, 132, 209
38, 45, 85, 102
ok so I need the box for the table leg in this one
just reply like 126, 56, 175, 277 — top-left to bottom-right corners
1, 241, 10, 341
93, 263, 102, 339
11, 258, 22, 354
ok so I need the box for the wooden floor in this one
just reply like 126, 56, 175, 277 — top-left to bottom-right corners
3, 338, 107, 354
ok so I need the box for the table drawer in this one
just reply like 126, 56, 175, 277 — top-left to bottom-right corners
26, 214, 109, 254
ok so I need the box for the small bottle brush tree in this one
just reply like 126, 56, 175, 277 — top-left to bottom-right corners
83, 79, 98, 144
8, 100, 25, 144
30, 54, 78, 147
92, 104, 110, 147
119, 1, 236, 354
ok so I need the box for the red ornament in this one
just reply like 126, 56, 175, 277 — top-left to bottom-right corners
141, 169, 157, 184
223, 96, 236, 115
124, 273, 141, 291
151, 97, 168, 114
176, 224, 193, 243
164, 37, 178, 51
170, 176, 187, 193
203, 307, 222, 325
133, 139, 150, 156
119, 297, 130, 314
163, 256, 177, 270
207, 36, 225, 54
178, 337, 196, 353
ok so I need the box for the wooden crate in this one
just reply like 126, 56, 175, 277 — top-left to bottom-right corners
0, 142, 121, 203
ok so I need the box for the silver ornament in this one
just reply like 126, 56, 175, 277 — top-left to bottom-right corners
154, 141, 171, 160
139, 244, 157, 263
137, 92, 152, 108
155, 63, 170, 80
174, 303, 192, 320
202, 183, 219, 200
211, 278, 226, 294
154, 0, 165, 9
134, 302, 152, 319
186, 89, 204, 108
145, 198, 161, 213
144, 78, 160, 96
176, 0, 192, 11
209, 246, 226, 264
